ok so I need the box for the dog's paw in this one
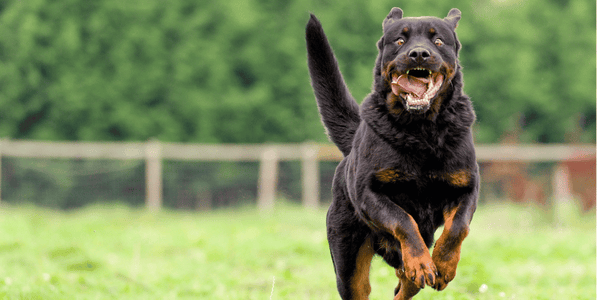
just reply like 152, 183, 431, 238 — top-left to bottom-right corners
402, 250, 437, 289
431, 244, 460, 291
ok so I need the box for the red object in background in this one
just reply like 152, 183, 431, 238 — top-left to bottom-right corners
562, 158, 596, 211
482, 161, 547, 206
483, 158, 596, 212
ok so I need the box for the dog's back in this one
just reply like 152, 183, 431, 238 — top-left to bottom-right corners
305, 15, 360, 156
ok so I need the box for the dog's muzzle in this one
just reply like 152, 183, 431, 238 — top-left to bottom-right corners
390, 69, 444, 111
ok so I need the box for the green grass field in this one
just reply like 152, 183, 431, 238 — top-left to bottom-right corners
0, 201, 595, 300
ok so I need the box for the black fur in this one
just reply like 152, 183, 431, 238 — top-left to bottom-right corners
306, 14, 361, 156
306, 8, 479, 299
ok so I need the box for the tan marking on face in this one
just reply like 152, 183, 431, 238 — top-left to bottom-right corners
386, 94, 405, 115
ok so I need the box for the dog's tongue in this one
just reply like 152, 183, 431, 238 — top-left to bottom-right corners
391, 74, 429, 98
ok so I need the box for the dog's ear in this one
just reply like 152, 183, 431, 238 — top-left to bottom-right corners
374, 37, 384, 77
382, 7, 403, 30
376, 36, 384, 51
445, 8, 461, 29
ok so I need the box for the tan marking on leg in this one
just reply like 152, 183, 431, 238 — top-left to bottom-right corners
393, 268, 422, 300
389, 216, 436, 289
350, 237, 375, 300
432, 206, 469, 291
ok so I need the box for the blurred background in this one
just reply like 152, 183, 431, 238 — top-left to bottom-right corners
0, 0, 594, 211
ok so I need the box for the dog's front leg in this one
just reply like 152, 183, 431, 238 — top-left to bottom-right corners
432, 191, 477, 291
357, 189, 436, 291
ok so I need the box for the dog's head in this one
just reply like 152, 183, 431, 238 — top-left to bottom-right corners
376, 8, 462, 116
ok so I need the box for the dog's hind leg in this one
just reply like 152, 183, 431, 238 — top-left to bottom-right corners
328, 229, 374, 300
326, 195, 374, 300
393, 268, 421, 300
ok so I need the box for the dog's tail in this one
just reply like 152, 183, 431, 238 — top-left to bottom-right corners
306, 14, 360, 157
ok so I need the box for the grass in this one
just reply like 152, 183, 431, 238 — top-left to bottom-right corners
0, 200, 595, 300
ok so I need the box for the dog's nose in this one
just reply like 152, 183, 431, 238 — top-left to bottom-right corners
409, 48, 430, 61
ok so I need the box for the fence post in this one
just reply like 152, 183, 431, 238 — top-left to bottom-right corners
0, 139, 3, 204
145, 139, 163, 211
552, 163, 571, 225
258, 147, 278, 212
302, 143, 320, 209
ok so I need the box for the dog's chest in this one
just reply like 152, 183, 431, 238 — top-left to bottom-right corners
374, 167, 470, 188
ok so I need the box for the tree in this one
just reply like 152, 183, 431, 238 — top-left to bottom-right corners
0, 0, 594, 144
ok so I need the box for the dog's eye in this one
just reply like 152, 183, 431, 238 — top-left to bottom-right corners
434, 38, 444, 46
396, 39, 405, 46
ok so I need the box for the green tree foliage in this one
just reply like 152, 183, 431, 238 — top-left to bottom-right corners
464, 0, 596, 143
0, 0, 595, 143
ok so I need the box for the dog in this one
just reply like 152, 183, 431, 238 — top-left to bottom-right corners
305, 8, 479, 300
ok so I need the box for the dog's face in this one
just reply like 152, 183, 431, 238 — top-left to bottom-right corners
378, 8, 462, 115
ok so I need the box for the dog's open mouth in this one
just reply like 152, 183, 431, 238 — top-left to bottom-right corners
391, 68, 444, 111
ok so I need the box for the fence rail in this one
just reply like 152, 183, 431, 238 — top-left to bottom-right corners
0, 140, 595, 211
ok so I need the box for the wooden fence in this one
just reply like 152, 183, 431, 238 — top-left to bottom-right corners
0, 140, 595, 211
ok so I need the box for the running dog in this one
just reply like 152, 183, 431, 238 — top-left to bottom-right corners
305, 8, 479, 300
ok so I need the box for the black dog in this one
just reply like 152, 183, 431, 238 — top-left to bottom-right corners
306, 8, 479, 300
